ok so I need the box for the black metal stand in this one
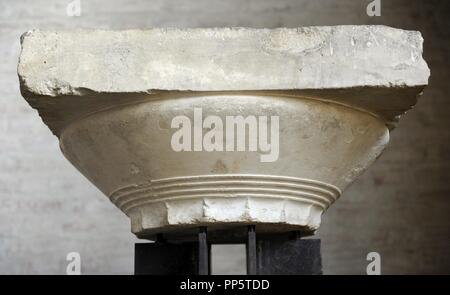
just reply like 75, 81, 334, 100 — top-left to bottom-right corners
246, 225, 257, 275
198, 227, 209, 275
135, 226, 322, 275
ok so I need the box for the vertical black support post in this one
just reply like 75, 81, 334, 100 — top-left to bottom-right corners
155, 233, 165, 244
246, 225, 257, 275
208, 243, 212, 275
198, 226, 209, 275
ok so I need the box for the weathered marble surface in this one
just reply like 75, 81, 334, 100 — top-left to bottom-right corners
19, 26, 429, 93
19, 27, 429, 131
18, 26, 429, 238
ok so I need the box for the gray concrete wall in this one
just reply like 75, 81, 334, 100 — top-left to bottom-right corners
0, 0, 449, 274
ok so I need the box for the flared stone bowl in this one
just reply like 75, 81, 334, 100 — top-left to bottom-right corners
17, 27, 429, 240
58, 92, 389, 239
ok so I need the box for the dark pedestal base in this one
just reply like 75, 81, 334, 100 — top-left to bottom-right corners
135, 227, 322, 275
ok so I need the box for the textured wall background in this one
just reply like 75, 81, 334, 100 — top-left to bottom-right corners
0, 0, 449, 274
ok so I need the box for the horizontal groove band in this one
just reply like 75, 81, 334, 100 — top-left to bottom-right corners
109, 174, 341, 213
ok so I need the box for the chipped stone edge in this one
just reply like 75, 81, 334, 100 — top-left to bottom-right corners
17, 26, 431, 97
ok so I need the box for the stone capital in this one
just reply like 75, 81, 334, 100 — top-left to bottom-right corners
18, 26, 430, 238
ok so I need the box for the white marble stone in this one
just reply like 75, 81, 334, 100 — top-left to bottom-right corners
18, 26, 430, 238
